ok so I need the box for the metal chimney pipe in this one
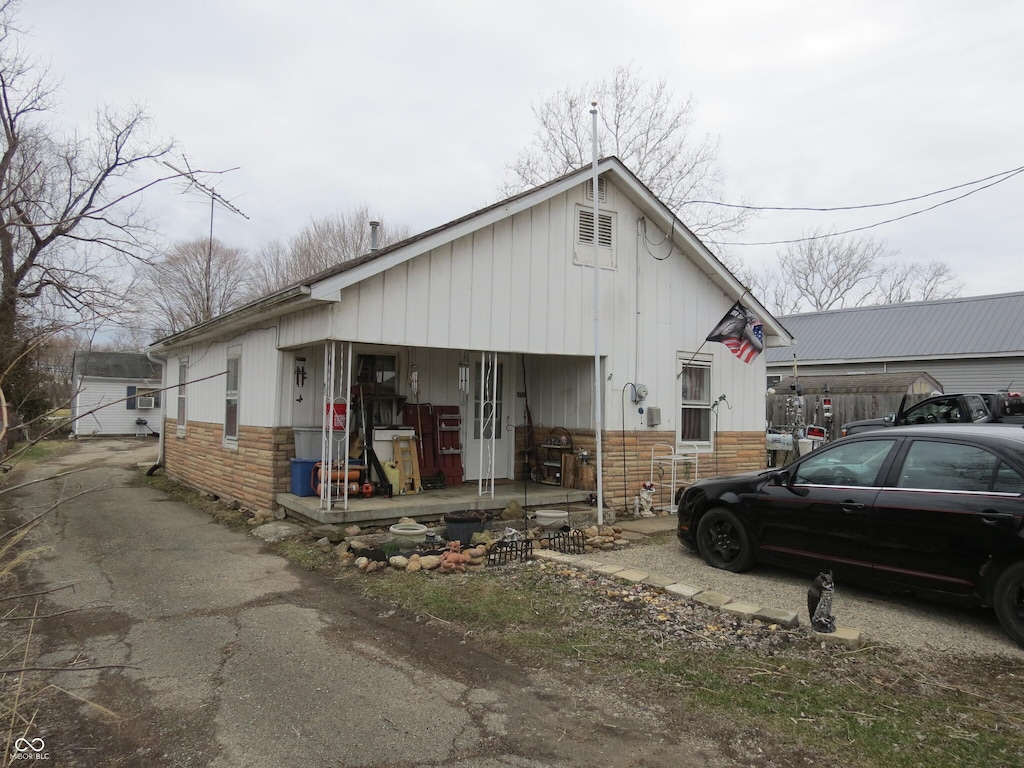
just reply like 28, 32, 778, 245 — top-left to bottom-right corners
369, 220, 380, 251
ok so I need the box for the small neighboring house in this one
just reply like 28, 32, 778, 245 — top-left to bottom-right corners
766, 293, 1024, 392
70, 352, 162, 437
147, 158, 793, 523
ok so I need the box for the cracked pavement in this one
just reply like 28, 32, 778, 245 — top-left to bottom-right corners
6, 439, 733, 767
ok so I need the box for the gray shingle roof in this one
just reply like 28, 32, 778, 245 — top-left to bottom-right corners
72, 352, 159, 380
765, 292, 1024, 364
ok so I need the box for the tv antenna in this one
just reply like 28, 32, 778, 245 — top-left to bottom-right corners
162, 159, 249, 248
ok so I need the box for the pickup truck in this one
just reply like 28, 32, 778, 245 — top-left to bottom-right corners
840, 391, 1024, 437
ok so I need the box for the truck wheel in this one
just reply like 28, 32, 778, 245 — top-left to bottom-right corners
993, 561, 1024, 649
695, 507, 755, 572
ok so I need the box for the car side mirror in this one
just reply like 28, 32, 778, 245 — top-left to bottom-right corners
772, 470, 789, 486
883, 413, 896, 424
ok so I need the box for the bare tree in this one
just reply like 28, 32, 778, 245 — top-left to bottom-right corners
0, 1, 173, 414
873, 260, 963, 305
502, 64, 751, 238
247, 205, 412, 298
743, 227, 963, 315
775, 229, 891, 312
143, 237, 250, 336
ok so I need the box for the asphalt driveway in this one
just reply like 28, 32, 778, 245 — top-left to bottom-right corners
3, 439, 725, 768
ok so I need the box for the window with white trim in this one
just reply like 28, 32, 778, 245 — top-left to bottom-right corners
176, 359, 188, 433
574, 206, 616, 267
678, 357, 712, 444
225, 349, 240, 442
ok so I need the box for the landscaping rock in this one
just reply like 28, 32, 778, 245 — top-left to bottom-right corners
311, 524, 345, 543
252, 521, 306, 543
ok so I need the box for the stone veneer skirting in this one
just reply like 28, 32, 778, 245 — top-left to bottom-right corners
163, 419, 294, 513
165, 420, 765, 517
516, 428, 766, 513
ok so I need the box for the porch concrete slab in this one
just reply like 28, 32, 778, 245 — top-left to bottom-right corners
611, 569, 649, 583
664, 583, 702, 599
755, 608, 800, 628
275, 484, 589, 527
693, 590, 733, 609
591, 564, 625, 576
721, 601, 760, 621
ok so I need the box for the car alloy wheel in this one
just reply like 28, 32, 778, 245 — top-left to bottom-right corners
695, 507, 755, 573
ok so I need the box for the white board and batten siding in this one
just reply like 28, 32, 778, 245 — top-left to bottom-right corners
301, 179, 768, 436
167, 327, 281, 430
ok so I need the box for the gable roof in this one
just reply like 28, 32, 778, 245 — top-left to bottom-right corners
765, 292, 1024, 365
153, 157, 792, 350
72, 352, 160, 380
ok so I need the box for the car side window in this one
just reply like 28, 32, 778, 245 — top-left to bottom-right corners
904, 397, 958, 425
896, 440, 1019, 492
793, 439, 896, 486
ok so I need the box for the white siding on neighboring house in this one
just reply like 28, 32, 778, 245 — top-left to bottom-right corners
72, 377, 160, 436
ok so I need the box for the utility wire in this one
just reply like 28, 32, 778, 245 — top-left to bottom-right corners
706, 165, 1024, 247
687, 163, 1024, 212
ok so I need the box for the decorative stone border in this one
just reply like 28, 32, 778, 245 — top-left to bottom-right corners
531, 549, 864, 648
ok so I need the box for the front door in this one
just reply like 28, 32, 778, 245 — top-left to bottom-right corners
464, 353, 512, 481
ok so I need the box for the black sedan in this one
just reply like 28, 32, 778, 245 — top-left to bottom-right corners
677, 425, 1024, 647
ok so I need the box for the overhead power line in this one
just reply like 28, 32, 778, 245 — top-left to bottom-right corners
704, 163, 1024, 247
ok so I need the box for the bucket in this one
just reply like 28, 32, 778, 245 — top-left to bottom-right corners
289, 458, 318, 497
293, 428, 321, 460
444, 513, 487, 546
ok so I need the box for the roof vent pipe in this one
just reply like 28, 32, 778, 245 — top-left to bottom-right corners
369, 220, 380, 251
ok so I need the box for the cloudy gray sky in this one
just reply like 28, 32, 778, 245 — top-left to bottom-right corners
20, 1, 1024, 299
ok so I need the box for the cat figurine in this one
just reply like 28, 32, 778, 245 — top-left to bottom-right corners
807, 570, 837, 633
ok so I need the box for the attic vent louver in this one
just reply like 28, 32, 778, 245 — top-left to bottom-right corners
577, 208, 613, 248
585, 177, 607, 202
370, 220, 380, 251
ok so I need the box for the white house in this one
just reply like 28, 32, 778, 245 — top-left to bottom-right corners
70, 352, 162, 437
147, 158, 792, 522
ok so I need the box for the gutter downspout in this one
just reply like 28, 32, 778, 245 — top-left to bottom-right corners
145, 349, 168, 476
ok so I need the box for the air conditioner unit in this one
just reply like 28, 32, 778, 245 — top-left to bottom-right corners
136, 396, 155, 409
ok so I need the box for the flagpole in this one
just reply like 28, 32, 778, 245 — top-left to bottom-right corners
591, 102, 604, 525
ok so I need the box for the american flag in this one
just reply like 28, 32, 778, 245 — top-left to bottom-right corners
706, 301, 764, 363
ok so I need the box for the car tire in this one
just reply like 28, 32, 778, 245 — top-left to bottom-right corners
695, 507, 755, 572
993, 561, 1024, 648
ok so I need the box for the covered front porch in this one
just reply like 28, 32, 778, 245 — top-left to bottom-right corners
276, 479, 591, 526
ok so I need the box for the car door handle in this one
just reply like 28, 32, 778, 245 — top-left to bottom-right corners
977, 512, 1015, 525
841, 501, 866, 511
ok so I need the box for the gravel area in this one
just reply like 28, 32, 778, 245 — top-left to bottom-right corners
584, 535, 1024, 658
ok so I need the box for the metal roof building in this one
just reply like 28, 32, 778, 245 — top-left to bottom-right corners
766, 292, 1024, 392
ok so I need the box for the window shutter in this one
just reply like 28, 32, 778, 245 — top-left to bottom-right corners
127, 385, 137, 410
